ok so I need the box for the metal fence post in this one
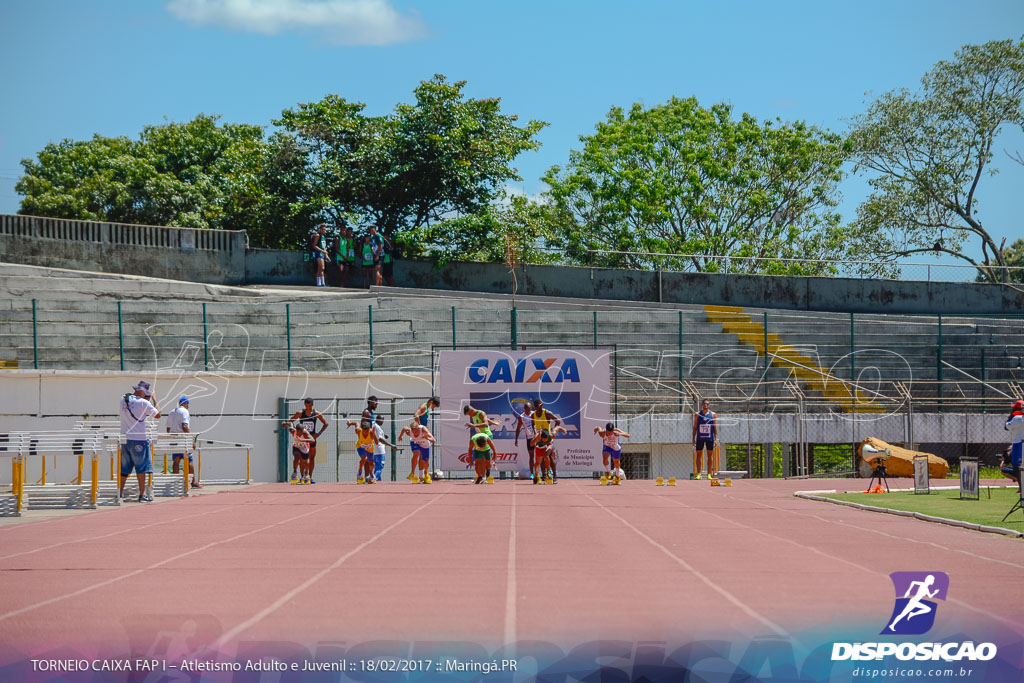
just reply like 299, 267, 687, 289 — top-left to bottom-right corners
277, 398, 289, 482
286, 303, 292, 371
117, 301, 124, 371
763, 311, 769, 411
937, 314, 943, 412
511, 307, 518, 350
369, 304, 375, 371
32, 298, 38, 369
593, 311, 598, 349
678, 310, 683, 410
390, 398, 397, 481
451, 306, 457, 350
980, 348, 986, 412
202, 303, 209, 372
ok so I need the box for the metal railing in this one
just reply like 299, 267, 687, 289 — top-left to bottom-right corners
582, 249, 1024, 284
1, 214, 245, 252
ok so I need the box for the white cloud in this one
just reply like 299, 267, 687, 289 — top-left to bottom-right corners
165, 0, 428, 46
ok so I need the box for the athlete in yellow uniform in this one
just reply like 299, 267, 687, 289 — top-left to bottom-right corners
347, 419, 379, 484
531, 398, 562, 483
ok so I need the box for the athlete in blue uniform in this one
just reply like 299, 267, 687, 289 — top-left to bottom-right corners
691, 399, 717, 479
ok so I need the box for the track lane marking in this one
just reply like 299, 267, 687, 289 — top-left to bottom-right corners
574, 481, 789, 638
682, 485, 1024, 632
0, 492, 370, 623
211, 487, 448, 649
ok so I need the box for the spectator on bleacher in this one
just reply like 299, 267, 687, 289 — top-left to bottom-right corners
167, 396, 201, 488
343, 226, 358, 286
310, 223, 330, 287
369, 226, 385, 286
1005, 399, 1023, 480
360, 234, 374, 288
380, 232, 395, 286
119, 381, 161, 502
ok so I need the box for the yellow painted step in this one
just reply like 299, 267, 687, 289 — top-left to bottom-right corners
704, 305, 744, 313
0, 360, 17, 369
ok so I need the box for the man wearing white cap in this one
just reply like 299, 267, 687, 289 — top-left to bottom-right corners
168, 396, 202, 488
120, 380, 161, 502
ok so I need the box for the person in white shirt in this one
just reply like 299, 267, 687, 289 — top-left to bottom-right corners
371, 414, 401, 482
167, 396, 201, 488
119, 380, 161, 502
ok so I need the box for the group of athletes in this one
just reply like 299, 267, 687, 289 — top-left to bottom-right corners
281, 395, 721, 485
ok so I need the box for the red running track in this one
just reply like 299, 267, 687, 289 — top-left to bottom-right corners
0, 478, 1022, 666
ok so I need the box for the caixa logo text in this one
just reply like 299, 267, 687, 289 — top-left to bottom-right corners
468, 358, 581, 384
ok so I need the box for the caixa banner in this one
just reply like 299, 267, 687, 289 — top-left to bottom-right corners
437, 350, 611, 474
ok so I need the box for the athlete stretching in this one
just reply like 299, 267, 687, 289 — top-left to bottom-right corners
399, 420, 436, 483
595, 423, 630, 484
282, 398, 328, 484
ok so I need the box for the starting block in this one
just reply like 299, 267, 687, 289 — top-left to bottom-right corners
655, 477, 677, 487
723, 478, 732, 487
710, 478, 721, 487
656, 477, 664, 486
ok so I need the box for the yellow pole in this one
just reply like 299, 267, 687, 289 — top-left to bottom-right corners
90, 454, 99, 507
196, 444, 202, 485
162, 454, 168, 475
112, 448, 118, 481
183, 456, 190, 495
39, 454, 46, 485
10, 457, 14, 492
15, 457, 23, 512
246, 448, 251, 483
76, 454, 84, 485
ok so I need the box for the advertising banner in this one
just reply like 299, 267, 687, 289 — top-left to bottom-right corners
437, 349, 611, 474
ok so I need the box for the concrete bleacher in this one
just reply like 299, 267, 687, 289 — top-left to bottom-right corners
1, 263, 1021, 412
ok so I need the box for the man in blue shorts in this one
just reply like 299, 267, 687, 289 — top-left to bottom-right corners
400, 420, 436, 483
119, 380, 161, 502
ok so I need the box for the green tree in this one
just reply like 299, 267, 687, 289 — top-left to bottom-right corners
16, 114, 318, 247
849, 36, 1024, 282
275, 75, 547, 240
542, 97, 855, 275
401, 194, 561, 266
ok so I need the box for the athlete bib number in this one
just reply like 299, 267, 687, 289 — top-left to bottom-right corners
699, 423, 712, 437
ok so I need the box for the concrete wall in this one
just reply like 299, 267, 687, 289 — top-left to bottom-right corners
1, 214, 247, 285
4, 213, 1022, 314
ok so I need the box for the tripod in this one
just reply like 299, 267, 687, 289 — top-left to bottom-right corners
1000, 467, 1023, 523
866, 459, 889, 493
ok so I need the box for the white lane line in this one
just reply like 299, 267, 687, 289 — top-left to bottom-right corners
212, 488, 447, 649
504, 482, 517, 647
741, 481, 1024, 569
705, 488, 1024, 632
0, 493, 369, 623
574, 482, 788, 638
0, 506, 231, 561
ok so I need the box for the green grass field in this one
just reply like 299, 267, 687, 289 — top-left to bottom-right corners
822, 487, 1024, 534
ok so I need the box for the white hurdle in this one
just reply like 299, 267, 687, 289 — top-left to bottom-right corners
1, 431, 106, 510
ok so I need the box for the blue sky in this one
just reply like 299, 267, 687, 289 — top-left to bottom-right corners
1, 0, 1021, 264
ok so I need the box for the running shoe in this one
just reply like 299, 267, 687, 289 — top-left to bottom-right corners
138, 494, 154, 503
290, 475, 299, 484
695, 473, 703, 480
356, 477, 365, 484
474, 476, 482, 484
613, 476, 621, 485
309, 479, 316, 484
485, 475, 494, 484
423, 474, 432, 484
406, 472, 417, 481
191, 481, 204, 489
